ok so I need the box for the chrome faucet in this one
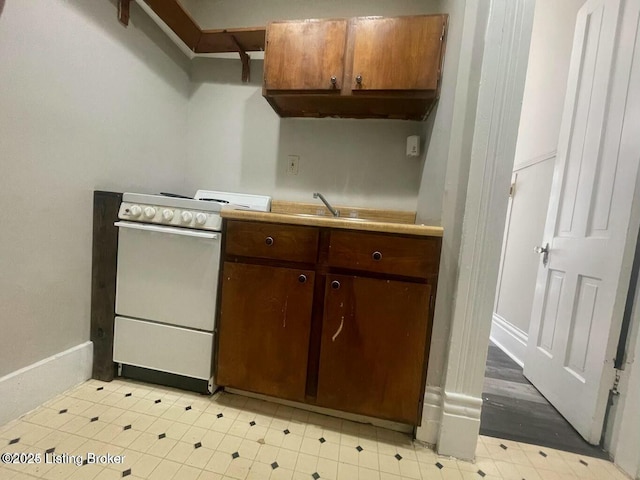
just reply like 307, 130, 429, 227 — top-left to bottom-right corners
313, 192, 340, 217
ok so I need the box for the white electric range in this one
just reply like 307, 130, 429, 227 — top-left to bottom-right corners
112, 190, 271, 392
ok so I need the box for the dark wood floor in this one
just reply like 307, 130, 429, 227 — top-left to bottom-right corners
480, 342, 609, 459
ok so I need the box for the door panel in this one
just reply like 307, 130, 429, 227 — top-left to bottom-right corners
216, 262, 314, 402
316, 275, 431, 424
525, 0, 640, 443
351, 15, 446, 91
264, 20, 347, 91
538, 270, 565, 356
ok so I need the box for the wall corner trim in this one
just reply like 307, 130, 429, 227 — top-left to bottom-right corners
0, 342, 93, 426
415, 386, 443, 445
436, 0, 536, 461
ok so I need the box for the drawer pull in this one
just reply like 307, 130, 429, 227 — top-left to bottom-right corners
331, 280, 341, 290
265, 236, 274, 246
372, 251, 383, 261
298, 274, 307, 284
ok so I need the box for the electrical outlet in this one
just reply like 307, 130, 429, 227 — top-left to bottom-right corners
287, 155, 299, 175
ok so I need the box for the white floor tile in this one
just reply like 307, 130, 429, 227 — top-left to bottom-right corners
0, 379, 629, 480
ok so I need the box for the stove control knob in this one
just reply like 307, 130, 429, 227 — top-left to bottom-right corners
129, 205, 142, 217
181, 211, 193, 223
195, 213, 207, 225
162, 209, 174, 221
144, 207, 156, 219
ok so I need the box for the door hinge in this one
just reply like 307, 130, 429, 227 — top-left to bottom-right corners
441, 23, 446, 41
509, 182, 516, 197
611, 368, 622, 396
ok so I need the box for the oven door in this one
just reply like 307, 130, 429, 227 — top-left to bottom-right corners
115, 221, 221, 331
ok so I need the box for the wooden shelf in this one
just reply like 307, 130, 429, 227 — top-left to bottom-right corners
197, 27, 266, 54
119, 0, 265, 54
140, 0, 265, 53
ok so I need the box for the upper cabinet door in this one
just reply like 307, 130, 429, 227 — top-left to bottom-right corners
351, 15, 447, 91
264, 19, 348, 91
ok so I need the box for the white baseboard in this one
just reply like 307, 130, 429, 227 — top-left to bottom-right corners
0, 342, 93, 426
415, 386, 442, 445
437, 391, 483, 460
490, 314, 528, 367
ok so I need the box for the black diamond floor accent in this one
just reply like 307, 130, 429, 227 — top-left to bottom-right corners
319, 437, 326, 444
435, 462, 443, 469
125, 393, 132, 397
194, 442, 202, 449
250, 421, 256, 426
185, 406, 192, 411
539, 451, 547, 457
217, 413, 224, 418
158, 433, 166, 439
123, 425, 132, 431
8, 438, 19, 445
45, 447, 55, 454
312, 473, 320, 479
579, 459, 588, 466
356, 446, 363, 452
394, 453, 402, 461
271, 461, 279, 470
59, 409, 67, 414
122, 468, 131, 477
231, 452, 239, 459
500, 443, 508, 450
478, 470, 486, 478
283, 429, 290, 435
97, 387, 104, 391
154, 399, 161, 404
90, 417, 99, 422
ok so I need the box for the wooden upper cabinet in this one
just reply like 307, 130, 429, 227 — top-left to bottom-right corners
263, 14, 448, 120
264, 20, 348, 91
351, 15, 446, 91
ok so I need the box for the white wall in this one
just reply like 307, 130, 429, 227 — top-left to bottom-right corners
0, 0, 189, 382
182, 0, 445, 29
490, 0, 584, 363
184, 0, 447, 211
186, 60, 424, 209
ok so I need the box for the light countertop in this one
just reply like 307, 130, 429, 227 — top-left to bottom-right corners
220, 208, 444, 237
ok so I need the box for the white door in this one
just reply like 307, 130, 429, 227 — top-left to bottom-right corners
524, 0, 640, 444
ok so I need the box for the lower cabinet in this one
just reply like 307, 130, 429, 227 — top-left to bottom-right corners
217, 220, 440, 425
216, 262, 315, 402
316, 275, 432, 424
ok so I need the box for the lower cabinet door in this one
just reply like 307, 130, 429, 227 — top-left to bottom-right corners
316, 275, 432, 424
216, 262, 315, 402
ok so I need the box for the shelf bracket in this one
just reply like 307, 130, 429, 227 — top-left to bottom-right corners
118, 0, 131, 26
230, 35, 251, 83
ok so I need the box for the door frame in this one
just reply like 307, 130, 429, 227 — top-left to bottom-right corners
428, 0, 640, 469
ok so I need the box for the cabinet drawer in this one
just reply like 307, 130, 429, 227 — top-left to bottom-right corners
226, 220, 319, 263
328, 230, 440, 278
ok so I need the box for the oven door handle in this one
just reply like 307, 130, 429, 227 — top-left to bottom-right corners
114, 221, 219, 240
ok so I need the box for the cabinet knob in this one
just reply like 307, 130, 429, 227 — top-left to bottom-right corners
331, 280, 341, 290
372, 251, 382, 261
355, 74, 363, 85
298, 274, 307, 284
265, 236, 274, 246
330, 76, 337, 86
